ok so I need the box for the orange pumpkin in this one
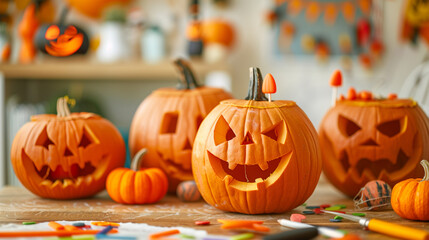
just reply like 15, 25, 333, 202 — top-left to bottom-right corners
129, 59, 232, 192
391, 160, 429, 221
201, 19, 235, 47
66, 0, 131, 19
106, 149, 168, 204
10, 97, 126, 199
192, 68, 322, 214
319, 98, 429, 197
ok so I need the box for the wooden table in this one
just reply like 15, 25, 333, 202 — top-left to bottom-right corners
0, 178, 427, 239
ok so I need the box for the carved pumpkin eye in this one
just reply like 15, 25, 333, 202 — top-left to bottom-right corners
79, 127, 96, 148
160, 112, 179, 134
214, 115, 236, 146
36, 127, 54, 150
262, 121, 287, 144
64, 147, 74, 157
338, 115, 361, 137
377, 118, 405, 137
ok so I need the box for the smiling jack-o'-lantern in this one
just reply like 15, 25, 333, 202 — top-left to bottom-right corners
129, 59, 232, 192
192, 68, 322, 214
35, 24, 89, 57
319, 99, 429, 197
11, 97, 125, 199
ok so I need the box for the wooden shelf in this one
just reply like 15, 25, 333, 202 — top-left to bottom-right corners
0, 59, 228, 81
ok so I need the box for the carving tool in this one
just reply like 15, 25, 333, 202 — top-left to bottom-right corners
322, 210, 429, 240
277, 219, 344, 238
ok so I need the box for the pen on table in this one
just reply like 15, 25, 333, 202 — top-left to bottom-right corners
322, 210, 429, 240
277, 219, 344, 239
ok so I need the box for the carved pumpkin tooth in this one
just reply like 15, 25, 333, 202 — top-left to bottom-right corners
62, 179, 74, 188
228, 162, 238, 170
75, 176, 84, 186
40, 179, 52, 186
52, 180, 62, 188
85, 175, 94, 183
223, 175, 233, 185
258, 161, 269, 171
256, 178, 265, 190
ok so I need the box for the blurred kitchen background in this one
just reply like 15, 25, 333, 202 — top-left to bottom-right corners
0, 0, 428, 186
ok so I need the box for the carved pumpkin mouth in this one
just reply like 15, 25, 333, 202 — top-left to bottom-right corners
207, 150, 292, 191
35, 162, 96, 182
340, 149, 409, 179
157, 151, 193, 176
22, 150, 109, 187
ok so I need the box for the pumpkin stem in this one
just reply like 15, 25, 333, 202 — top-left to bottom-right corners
245, 67, 268, 101
174, 58, 200, 90
421, 160, 429, 182
131, 148, 148, 171
56, 96, 71, 117
58, 7, 69, 26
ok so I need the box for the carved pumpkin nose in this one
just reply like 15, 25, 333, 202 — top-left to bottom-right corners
183, 138, 192, 150
241, 132, 254, 145
361, 138, 379, 146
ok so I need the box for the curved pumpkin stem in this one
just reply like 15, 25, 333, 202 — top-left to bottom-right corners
56, 96, 71, 117
245, 67, 268, 101
421, 160, 429, 182
173, 58, 200, 90
131, 148, 148, 171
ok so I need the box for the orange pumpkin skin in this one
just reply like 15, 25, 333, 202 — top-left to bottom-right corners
11, 99, 126, 199
129, 59, 232, 193
106, 149, 168, 204
201, 19, 235, 47
66, 0, 131, 19
391, 160, 429, 221
319, 99, 429, 197
192, 68, 322, 214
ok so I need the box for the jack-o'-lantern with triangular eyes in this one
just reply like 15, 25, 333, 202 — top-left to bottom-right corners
10, 97, 126, 199
129, 59, 233, 192
319, 97, 429, 197
192, 68, 322, 214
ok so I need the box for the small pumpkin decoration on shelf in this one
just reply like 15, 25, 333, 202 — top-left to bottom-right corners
192, 68, 322, 214
129, 58, 233, 193
391, 160, 429, 221
319, 71, 429, 197
106, 148, 168, 204
10, 97, 126, 199
34, 8, 89, 57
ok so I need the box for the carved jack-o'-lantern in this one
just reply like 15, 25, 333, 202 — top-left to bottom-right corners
129, 59, 232, 192
11, 97, 126, 199
35, 24, 89, 57
192, 68, 322, 214
319, 99, 429, 197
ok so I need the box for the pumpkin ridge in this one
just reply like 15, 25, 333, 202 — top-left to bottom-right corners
220, 100, 296, 109
202, 105, 232, 210
273, 105, 303, 208
338, 99, 416, 108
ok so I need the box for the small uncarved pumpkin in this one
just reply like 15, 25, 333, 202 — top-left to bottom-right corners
10, 97, 126, 199
391, 160, 429, 221
176, 180, 201, 202
129, 59, 232, 192
192, 68, 322, 214
106, 149, 168, 204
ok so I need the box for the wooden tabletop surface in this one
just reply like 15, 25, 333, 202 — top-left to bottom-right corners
0, 177, 427, 239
